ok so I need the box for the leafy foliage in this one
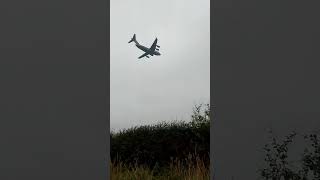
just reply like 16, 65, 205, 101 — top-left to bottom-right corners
110, 103, 211, 170
259, 131, 300, 180
301, 133, 320, 180
259, 131, 320, 180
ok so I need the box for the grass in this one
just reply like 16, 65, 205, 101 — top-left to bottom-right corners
110, 153, 210, 180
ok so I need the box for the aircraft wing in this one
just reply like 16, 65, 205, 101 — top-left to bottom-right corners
138, 52, 149, 59
149, 38, 158, 52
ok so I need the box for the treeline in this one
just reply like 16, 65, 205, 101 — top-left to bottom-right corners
110, 103, 211, 170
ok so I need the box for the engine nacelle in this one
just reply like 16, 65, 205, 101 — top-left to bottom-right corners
156, 48, 159, 51
156, 45, 160, 47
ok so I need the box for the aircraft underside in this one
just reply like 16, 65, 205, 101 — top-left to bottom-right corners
129, 34, 161, 59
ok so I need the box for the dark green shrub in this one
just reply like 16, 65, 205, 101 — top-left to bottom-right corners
259, 130, 320, 180
110, 103, 211, 169
259, 130, 300, 180
301, 133, 320, 179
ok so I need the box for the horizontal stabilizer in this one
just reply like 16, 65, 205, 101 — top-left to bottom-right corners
128, 34, 136, 43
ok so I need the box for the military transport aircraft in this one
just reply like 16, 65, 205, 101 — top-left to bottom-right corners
128, 34, 161, 59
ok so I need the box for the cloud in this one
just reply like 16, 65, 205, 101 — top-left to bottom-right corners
110, 0, 210, 131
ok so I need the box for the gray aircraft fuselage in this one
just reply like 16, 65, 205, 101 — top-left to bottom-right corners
136, 44, 161, 56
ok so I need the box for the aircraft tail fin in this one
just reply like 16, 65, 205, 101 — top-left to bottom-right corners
128, 34, 137, 43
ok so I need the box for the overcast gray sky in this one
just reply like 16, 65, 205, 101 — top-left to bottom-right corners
110, 0, 210, 131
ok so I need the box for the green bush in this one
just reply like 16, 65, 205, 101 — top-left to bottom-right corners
259, 130, 320, 180
110, 103, 211, 169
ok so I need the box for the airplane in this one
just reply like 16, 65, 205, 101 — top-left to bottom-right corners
128, 34, 161, 59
